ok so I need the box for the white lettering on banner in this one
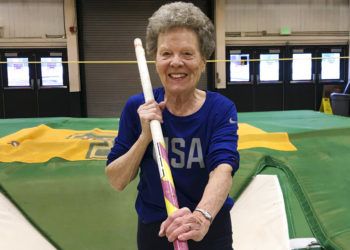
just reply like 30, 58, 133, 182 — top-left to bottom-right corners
153, 137, 204, 169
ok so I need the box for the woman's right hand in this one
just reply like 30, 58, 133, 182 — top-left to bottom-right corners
137, 100, 166, 143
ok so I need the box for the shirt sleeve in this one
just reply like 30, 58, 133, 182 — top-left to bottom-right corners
106, 96, 141, 166
205, 102, 240, 175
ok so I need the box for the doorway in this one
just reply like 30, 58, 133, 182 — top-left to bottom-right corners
0, 49, 69, 118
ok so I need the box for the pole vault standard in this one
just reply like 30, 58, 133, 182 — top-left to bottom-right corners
134, 38, 189, 250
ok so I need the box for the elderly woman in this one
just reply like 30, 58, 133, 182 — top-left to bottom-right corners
106, 2, 239, 250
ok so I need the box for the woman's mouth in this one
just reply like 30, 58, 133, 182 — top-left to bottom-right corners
168, 73, 187, 80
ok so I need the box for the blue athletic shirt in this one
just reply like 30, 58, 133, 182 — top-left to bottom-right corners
107, 87, 239, 223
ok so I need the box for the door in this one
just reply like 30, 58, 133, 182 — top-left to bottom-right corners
315, 46, 347, 109
2, 51, 37, 118
36, 50, 69, 117
222, 45, 348, 112
255, 47, 284, 111
1, 49, 69, 118
225, 47, 255, 112
284, 47, 317, 110
224, 46, 284, 112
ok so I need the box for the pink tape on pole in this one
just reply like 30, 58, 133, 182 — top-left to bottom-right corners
161, 180, 179, 208
158, 143, 180, 208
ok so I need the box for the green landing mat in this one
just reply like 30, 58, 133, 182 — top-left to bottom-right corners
1, 111, 350, 249
231, 111, 350, 250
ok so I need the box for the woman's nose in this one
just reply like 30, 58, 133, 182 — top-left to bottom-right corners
170, 55, 184, 67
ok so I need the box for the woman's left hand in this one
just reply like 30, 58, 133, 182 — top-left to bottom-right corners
158, 207, 210, 242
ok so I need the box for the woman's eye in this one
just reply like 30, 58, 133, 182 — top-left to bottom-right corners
183, 52, 193, 58
161, 52, 171, 57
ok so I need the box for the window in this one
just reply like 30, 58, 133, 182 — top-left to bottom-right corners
7, 58, 30, 87
230, 53, 250, 82
41, 57, 64, 86
260, 54, 279, 81
292, 53, 312, 81
321, 53, 340, 80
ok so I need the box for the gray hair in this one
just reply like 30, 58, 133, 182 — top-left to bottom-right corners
146, 2, 215, 59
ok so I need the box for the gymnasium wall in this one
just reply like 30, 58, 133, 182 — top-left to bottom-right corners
76, 0, 212, 117
0, 0, 349, 117
0, 0, 64, 39
225, 0, 349, 34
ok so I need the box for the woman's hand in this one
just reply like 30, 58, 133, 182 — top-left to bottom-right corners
137, 100, 166, 143
158, 207, 210, 242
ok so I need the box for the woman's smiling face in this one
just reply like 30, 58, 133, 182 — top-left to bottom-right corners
155, 27, 206, 95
